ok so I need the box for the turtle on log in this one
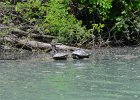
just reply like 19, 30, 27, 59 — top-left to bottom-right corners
72, 49, 90, 59
53, 53, 68, 60
51, 40, 68, 60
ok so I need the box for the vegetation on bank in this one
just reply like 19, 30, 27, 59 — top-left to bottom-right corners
1, 0, 140, 48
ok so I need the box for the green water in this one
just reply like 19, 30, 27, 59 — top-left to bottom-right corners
0, 47, 140, 100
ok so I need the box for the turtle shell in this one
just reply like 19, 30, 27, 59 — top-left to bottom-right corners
53, 53, 68, 60
72, 49, 90, 59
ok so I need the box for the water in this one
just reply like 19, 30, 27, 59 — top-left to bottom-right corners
0, 47, 140, 100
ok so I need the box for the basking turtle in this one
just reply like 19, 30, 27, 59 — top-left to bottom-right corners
51, 40, 68, 60
72, 49, 90, 59
53, 53, 68, 60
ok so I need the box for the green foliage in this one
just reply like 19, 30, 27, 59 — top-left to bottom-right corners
15, 0, 47, 24
111, 0, 140, 43
0, 1, 14, 23
0, 31, 7, 36
0, 27, 10, 36
15, 0, 92, 44
44, 0, 91, 43
92, 23, 105, 33
79, 0, 112, 19
68, 0, 140, 45
0, 32, 5, 36
3, 0, 140, 46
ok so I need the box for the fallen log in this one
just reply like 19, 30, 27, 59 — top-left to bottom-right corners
11, 28, 54, 43
0, 35, 79, 51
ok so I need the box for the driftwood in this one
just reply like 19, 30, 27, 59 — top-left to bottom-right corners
0, 35, 79, 51
11, 28, 54, 43
0, 25, 80, 52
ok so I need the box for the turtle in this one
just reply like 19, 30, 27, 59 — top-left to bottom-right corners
51, 40, 68, 60
53, 53, 68, 60
72, 49, 90, 59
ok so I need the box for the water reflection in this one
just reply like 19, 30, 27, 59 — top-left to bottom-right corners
0, 47, 140, 100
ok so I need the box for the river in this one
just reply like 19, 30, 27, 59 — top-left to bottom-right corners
0, 47, 140, 100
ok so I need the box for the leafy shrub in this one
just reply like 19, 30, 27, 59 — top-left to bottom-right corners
68, 0, 140, 45
111, 0, 140, 44
15, 0, 92, 44
15, 0, 47, 24
44, 0, 91, 43
6, 0, 140, 46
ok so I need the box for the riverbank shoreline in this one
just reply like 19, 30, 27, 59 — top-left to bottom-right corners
0, 45, 139, 61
